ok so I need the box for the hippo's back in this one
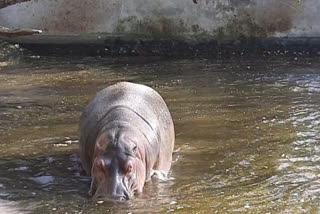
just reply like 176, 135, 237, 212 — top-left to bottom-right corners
79, 82, 175, 174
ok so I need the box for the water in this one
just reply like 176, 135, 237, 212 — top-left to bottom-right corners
0, 55, 320, 213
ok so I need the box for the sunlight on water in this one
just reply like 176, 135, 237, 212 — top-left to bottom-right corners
0, 56, 320, 213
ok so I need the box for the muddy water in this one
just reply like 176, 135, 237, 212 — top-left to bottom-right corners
0, 55, 320, 213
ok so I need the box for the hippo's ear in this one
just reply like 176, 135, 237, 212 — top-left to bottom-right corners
95, 134, 109, 151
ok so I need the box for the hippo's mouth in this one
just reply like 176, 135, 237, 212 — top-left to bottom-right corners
92, 175, 136, 201
93, 189, 131, 201
122, 176, 136, 199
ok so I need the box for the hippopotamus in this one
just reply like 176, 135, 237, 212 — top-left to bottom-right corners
79, 82, 175, 201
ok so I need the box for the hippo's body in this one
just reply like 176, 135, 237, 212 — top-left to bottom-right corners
79, 82, 175, 200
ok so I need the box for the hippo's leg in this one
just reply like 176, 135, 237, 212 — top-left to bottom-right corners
158, 138, 174, 167
150, 169, 174, 181
88, 178, 97, 196
152, 137, 175, 180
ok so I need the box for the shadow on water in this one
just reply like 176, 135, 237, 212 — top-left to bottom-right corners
0, 55, 320, 213
0, 151, 182, 214
0, 153, 88, 213
0, 148, 186, 213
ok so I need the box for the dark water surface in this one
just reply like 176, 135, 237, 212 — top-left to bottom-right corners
0, 55, 320, 213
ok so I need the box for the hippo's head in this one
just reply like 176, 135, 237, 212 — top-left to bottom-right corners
89, 132, 146, 201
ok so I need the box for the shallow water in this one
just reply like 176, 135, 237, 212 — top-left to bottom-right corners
0, 55, 320, 213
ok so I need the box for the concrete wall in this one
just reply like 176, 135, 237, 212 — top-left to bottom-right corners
0, 0, 319, 39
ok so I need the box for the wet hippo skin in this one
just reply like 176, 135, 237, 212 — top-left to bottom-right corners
79, 82, 175, 200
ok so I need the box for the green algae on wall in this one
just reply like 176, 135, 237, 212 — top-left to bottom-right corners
114, 0, 303, 40
115, 16, 191, 37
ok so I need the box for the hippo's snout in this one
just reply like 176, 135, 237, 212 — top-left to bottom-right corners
111, 193, 129, 201
108, 188, 131, 201
94, 191, 130, 201
93, 176, 132, 201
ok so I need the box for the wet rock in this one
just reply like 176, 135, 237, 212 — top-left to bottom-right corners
45, 156, 55, 164
0, 62, 7, 67
0, 199, 20, 214
8, 166, 29, 171
239, 160, 251, 167
244, 202, 250, 209
54, 143, 68, 147
0, 192, 9, 197
176, 205, 184, 209
169, 201, 177, 205
32, 137, 65, 144
30, 55, 41, 59
30, 175, 54, 185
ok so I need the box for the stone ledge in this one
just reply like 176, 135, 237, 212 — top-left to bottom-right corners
1, 34, 320, 57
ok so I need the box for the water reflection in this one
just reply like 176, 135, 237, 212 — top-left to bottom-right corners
0, 56, 320, 213
272, 74, 320, 213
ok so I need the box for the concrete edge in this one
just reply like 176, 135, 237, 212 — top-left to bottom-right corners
1, 34, 320, 57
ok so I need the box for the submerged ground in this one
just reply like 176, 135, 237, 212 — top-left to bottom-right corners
0, 53, 320, 213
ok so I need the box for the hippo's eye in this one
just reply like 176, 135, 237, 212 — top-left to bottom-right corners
132, 145, 137, 152
125, 145, 137, 157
